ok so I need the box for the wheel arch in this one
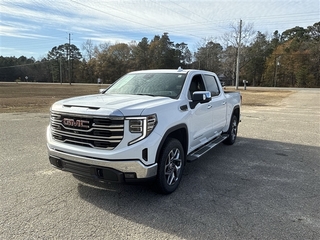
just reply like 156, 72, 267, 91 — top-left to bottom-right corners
155, 124, 188, 164
232, 105, 240, 124
223, 105, 240, 133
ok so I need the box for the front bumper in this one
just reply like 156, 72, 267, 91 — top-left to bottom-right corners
47, 146, 158, 182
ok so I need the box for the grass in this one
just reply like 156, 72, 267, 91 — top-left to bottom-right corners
0, 83, 102, 113
0, 82, 294, 113
229, 88, 294, 107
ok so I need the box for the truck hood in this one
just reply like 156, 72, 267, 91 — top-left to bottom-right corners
51, 93, 176, 116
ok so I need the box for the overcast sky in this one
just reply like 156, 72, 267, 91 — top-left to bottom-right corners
0, 0, 319, 59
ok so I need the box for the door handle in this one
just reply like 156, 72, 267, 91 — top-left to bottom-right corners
207, 105, 212, 109
222, 101, 226, 105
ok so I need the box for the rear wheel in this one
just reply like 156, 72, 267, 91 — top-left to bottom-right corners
156, 138, 185, 194
223, 114, 238, 145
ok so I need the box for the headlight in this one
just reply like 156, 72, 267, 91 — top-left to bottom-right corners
127, 114, 157, 145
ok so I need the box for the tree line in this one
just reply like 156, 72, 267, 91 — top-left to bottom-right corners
0, 22, 319, 87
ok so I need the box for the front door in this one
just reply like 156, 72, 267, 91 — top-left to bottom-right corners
187, 74, 215, 151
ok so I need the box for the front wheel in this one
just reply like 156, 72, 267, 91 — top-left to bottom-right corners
156, 138, 185, 194
223, 114, 238, 145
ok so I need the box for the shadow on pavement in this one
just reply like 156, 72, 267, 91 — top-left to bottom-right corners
75, 136, 320, 239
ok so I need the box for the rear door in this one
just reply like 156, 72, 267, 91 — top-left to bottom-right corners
203, 74, 227, 134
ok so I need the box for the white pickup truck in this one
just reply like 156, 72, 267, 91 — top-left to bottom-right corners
47, 68, 241, 194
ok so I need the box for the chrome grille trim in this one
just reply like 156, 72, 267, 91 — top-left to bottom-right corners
50, 111, 124, 150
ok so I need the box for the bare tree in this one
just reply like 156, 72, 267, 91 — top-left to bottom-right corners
82, 39, 95, 61
222, 21, 255, 47
221, 21, 255, 87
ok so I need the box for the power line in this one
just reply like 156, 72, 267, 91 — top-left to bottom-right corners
68, 0, 318, 43
68, 0, 208, 39
2, 0, 318, 59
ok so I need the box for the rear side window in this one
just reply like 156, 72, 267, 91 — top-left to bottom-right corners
203, 75, 220, 96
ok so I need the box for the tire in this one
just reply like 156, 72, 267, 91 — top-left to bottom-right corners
156, 138, 185, 194
223, 114, 238, 145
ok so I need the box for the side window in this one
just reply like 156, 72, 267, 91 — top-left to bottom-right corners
203, 75, 220, 96
188, 74, 205, 99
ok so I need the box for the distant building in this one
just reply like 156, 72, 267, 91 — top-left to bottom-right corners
218, 74, 233, 86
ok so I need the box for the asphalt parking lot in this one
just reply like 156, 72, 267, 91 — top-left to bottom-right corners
1, 89, 319, 239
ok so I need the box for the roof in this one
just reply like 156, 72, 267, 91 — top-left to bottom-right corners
129, 68, 216, 75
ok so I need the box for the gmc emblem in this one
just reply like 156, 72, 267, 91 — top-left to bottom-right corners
63, 118, 90, 129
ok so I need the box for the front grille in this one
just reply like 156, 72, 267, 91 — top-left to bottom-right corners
50, 111, 124, 150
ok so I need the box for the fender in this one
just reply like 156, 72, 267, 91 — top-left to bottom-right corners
155, 124, 188, 164
223, 105, 240, 133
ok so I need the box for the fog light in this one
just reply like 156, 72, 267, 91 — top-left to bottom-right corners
124, 173, 136, 179
49, 156, 62, 168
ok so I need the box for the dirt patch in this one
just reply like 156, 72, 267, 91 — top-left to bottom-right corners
233, 89, 294, 106
0, 83, 294, 113
0, 83, 102, 113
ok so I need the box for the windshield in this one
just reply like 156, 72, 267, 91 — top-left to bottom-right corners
105, 72, 186, 98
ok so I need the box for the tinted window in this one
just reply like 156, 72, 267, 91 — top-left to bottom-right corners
203, 75, 220, 96
188, 74, 206, 99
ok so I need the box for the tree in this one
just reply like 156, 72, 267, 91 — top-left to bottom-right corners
149, 33, 179, 69
175, 42, 192, 68
47, 43, 82, 84
132, 37, 150, 70
263, 23, 318, 87
80, 39, 97, 83
242, 32, 272, 86
221, 21, 255, 86
307, 22, 320, 86
281, 26, 308, 42
82, 39, 95, 61
95, 42, 133, 83
195, 39, 223, 72
2, 23, 319, 87
220, 45, 237, 85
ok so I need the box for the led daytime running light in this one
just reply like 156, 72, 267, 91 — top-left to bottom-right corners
127, 114, 157, 145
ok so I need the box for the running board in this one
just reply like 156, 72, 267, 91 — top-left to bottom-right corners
187, 134, 229, 162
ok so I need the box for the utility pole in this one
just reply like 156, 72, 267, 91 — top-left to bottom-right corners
59, 57, 62, 84
235, 19, 242, 90
68, 33, 71, 85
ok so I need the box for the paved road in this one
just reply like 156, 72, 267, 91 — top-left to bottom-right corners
1, 89, 319, 239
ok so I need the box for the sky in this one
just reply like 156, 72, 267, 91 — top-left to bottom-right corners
0, 0, 319, 60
